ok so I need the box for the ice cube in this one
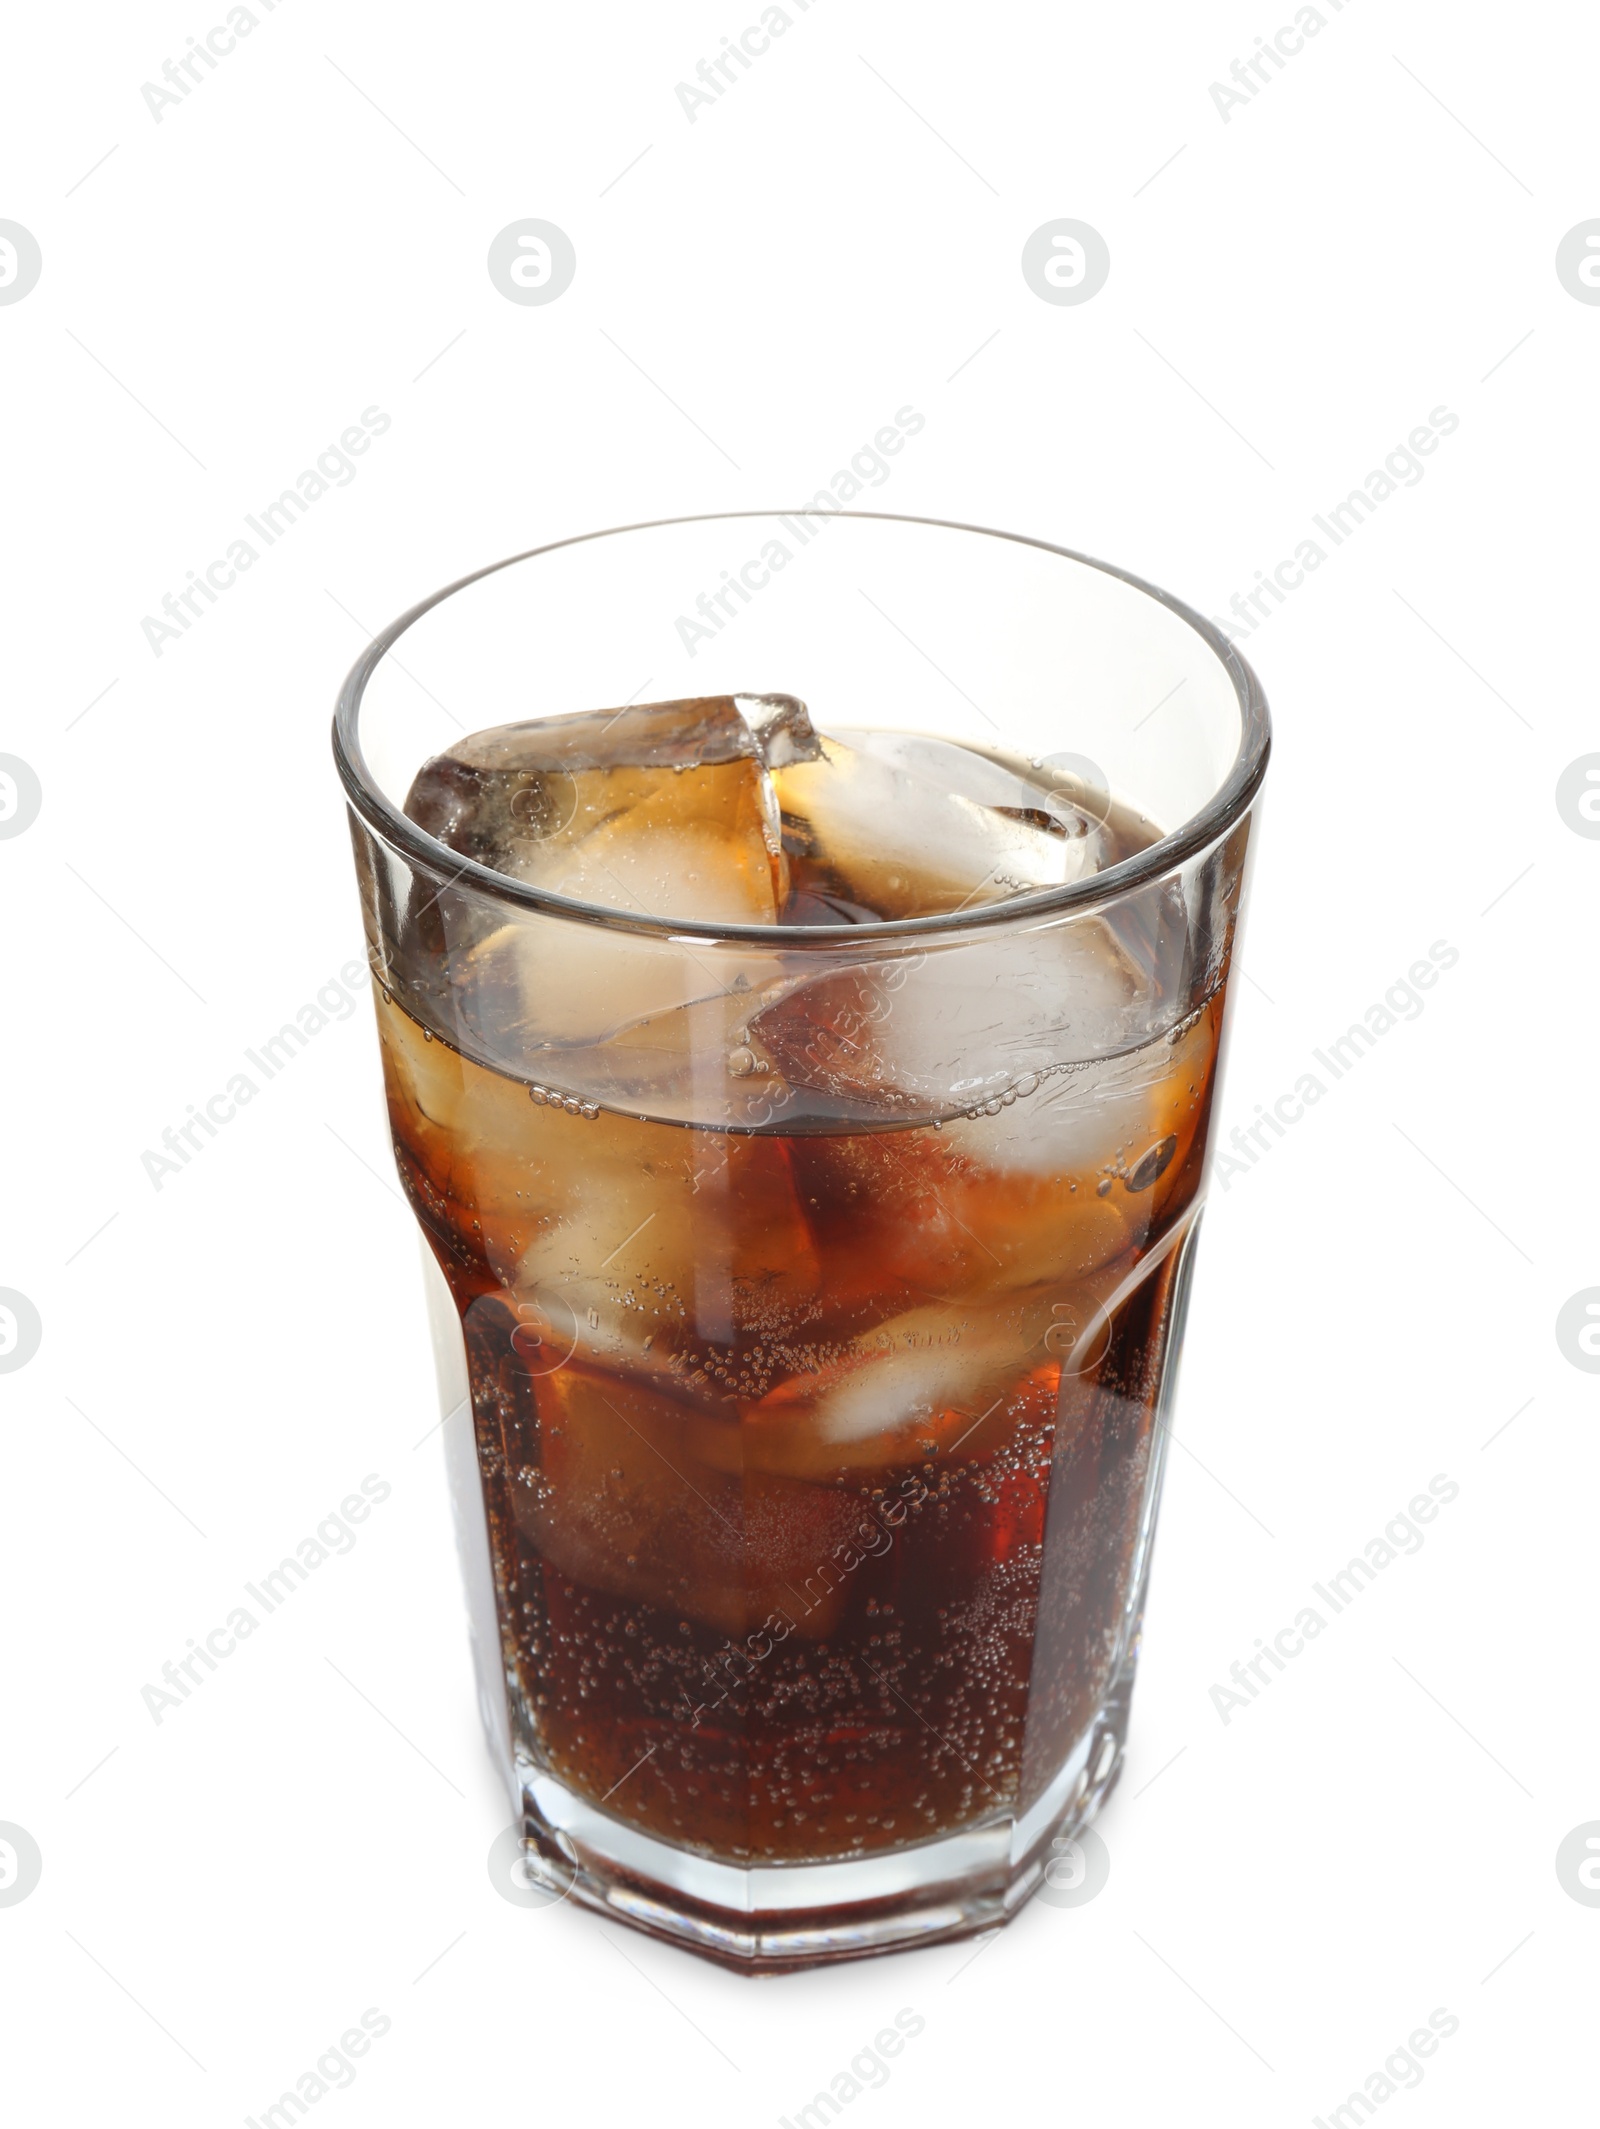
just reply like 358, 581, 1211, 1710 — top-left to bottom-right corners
737, 1300, 1063, 1479
509, 1117, 827, 1393
730, 1196, 1202, 1485
405, 693, 817, 923
385, 695, 827, 1078
377, 982, 827, 1335
747, 908, 1158, 1125
738, 691, 824, 771
754, 950, 1218, 1292
512, 1362, 858, 1638
773, 728, 1112, 922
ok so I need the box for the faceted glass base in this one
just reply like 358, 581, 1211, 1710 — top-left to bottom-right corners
511, 1646, 1137, 1973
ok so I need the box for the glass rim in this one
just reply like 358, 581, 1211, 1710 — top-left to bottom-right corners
331, 508, 1271, 945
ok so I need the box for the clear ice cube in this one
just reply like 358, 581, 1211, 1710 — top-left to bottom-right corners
404, 692, 820, 922
773, 727, 1114, 922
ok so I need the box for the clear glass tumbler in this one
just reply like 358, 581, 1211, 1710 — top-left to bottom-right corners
332, 511, 1269, 1969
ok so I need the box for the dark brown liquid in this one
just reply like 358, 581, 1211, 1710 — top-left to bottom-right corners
378, 984, 1217, 1863
372, 705, 1226, 1864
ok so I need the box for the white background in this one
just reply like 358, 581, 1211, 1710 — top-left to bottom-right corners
2, 1, 1595, 2123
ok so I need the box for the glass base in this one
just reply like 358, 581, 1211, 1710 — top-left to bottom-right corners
511, 1648, 1136, 1974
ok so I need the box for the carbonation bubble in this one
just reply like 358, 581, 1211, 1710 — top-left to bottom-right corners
1125, 1136, 1178, 1192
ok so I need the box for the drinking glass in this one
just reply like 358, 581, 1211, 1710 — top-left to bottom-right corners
332, 511, 1269, 1969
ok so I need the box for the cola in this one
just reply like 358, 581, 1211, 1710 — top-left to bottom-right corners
365, 692, 1235, 1866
